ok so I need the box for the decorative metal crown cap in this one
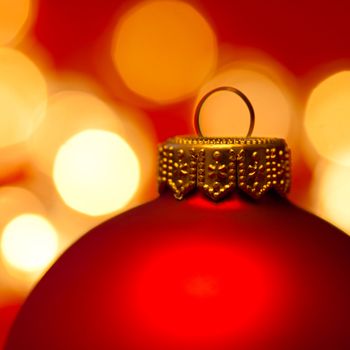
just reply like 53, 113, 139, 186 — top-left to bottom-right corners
158, 87, 291, 200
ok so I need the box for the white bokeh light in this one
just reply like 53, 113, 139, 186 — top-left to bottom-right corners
53, 129, 140, 216
1, 214, 59, 273
311, 159, 350, 235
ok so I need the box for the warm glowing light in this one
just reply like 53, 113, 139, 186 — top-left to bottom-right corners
53, 130, 140, 216
1, 214, 58, 273
0, 143, 29, 182
112, 0, 217, 103
197, 64, 294, 138
0, 187, 45, 228
0, 0, 32, 45
30, 91, 124, 175
305, 71, 350, 166
0, 48, 47, 148
311, 159, 350, 235
114, 105, 158, 201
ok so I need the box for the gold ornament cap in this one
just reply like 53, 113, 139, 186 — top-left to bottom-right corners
158, 87, 291, 200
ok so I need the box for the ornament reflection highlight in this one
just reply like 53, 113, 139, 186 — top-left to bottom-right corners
130, 241, 278, 341
53, 129, 140, 216
1, 214, 58, 273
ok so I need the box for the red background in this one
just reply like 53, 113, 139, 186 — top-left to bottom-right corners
32, 0, 350, 139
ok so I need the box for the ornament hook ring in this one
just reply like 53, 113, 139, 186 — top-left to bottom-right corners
194, 86, 255, 138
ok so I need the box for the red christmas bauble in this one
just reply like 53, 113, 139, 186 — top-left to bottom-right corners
5, 192, 350, 349
6, 84, 350, 349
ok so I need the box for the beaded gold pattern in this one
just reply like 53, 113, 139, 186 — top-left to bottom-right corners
158, 136, 291, 200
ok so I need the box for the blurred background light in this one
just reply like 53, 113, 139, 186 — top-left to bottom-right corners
304, 71, 350, 166
53, 129, 140, 216
0, 145, 29, 185
29, 90, 124, 175
112, 0, 217, 103
0, 187, 45, 228
0, 48, 47, 148
1, 214, 58, 273
197, 61, 295, 139
311, 158, 350, 236
112, 105, 158, 202
0, 0, 33, 45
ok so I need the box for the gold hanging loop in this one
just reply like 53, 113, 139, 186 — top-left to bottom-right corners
194, 86, 255, 137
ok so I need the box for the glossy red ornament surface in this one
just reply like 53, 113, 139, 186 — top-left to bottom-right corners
6, 192, 350, 349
